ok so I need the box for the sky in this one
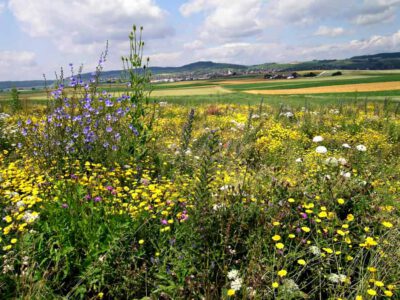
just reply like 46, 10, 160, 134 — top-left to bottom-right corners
0, 0, 400, 80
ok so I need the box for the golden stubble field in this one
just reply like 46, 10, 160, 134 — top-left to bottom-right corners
245, 81, 400, 95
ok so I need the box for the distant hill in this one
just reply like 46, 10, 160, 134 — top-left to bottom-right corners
254, 52, 400, 71
1, 52, 400, 90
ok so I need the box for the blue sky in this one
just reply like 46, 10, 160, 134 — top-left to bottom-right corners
0, 0, 400, 80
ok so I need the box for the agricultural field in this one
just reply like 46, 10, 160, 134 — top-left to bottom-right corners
2, 70, 400, 108
0, 59, 400, 300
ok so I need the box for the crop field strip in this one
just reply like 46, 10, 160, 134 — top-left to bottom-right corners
222, 74, 400, 91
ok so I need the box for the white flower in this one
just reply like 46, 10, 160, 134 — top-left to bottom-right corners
328, 273, 347, 284
227, 269, 239, 280
159, 101, 168, 107
220, 185, 232, 191
22, 211, 39, 223
310, 245, 321, 256
316, 146, 327, 154
341, 171, 351, 178
212, 203, 225, 211
230, 277, 243, 291
280, 112, 294, 118
342, 143, 351, 149
325, 157, 338, 166
356, 144, 367, 152
338, 157, 347, 165
295, 158, 303, 163
184, 149, 192, 156
313, 136, 324, 143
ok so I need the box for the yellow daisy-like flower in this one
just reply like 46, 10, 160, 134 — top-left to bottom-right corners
322, 247, 333, 254
138, 239, 144, 245
288, 198, 295, 203
272, 235, 281, 241
301, 226, 311, 233
374, 281, 384, 287
337, 198, 345, 205
277, 269, 287, 277
275, 243, 284, 249
384, 290, 393, 297
356, 295, 363, 300
272, 282, 279, 288
11, 238, 17, 244
368, 266, 377, 272
288, 234, 295, 239
346, 214, 355, 221
297, 259, 306, 265
381, 221, 393, 228
367, 289, 377, 296
227, 289, 235, 296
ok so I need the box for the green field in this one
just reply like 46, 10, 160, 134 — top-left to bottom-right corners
1, 70, 400, 107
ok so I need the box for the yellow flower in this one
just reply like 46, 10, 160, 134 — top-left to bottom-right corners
297, 259, 306, 265
346, 214, 354, 222
4, 215, 12, 223
227, 289, 235, 296
273, 221, 280, 226
374, 281, 384, 287
272, 235, 281, 241
272, 282, 279, 288
337, 230, 346, 236
337, 198, 345, 205
384, 290, 393, 297
288, 234, 295, 239
318, 211, 328, 218
367, 289, 377, 296
275, 243, 284, 249
360, 237, 378, 248
301, 226, 311, 233
381, 221, 393, 228
323, 247, 333, 254
98, 292, 104, 299
11, 238, 17, 244
288, 198, 295, 203
3, 245, 12, 251
356, 295, 363, 300
138, 239, 144, 245
277, 269, 287, 277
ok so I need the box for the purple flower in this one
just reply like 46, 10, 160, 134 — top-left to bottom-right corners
94, 196, 102, 203
106, 126, 113, 133
62, 203, 69, 209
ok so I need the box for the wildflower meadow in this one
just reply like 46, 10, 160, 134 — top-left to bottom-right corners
0, 27, 399, 299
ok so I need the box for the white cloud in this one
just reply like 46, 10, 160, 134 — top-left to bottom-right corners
314, 26, 345, 37
180, 0, 265, 41
266, 0, 356, 25
8, 0, 173, 54
353, 0, 400, 25
0, 51, 38, 80
148, 29, 400, 67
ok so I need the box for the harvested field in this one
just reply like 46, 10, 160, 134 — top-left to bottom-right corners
244, 81, 400, 95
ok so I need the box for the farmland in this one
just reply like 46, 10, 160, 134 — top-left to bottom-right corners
2, 70, 400, 106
